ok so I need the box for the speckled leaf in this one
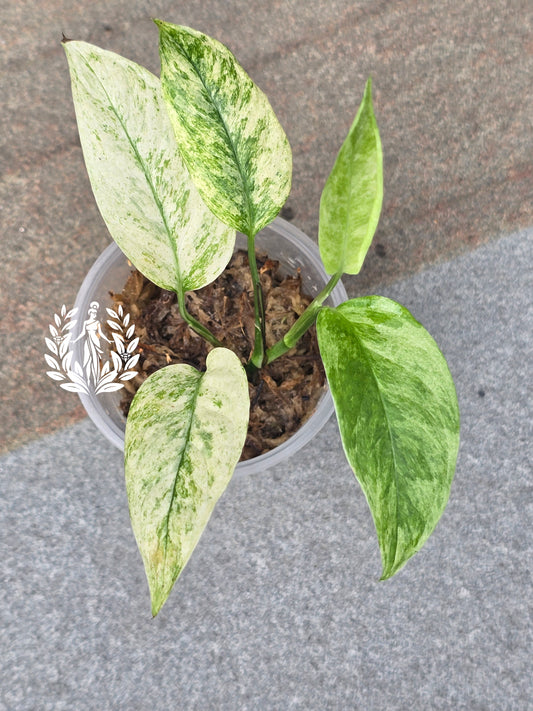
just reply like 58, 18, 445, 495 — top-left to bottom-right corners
63, 40, 235, 291
156, 20, 292, 236
319, 79, 383, 275
125, 348, 249, 616
317, 297, 459, 579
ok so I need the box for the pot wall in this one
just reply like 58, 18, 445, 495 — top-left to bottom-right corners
73, 217, 348, 474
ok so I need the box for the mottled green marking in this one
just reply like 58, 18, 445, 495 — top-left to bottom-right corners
124, 348, 249, 615
63, 40, 235, 291
317, 297, 460, 579
319, 78, 383, 275
155, 20, 292, 236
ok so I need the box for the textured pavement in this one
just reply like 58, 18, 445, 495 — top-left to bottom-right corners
1, 228, 531, 710
1, 1, 532, 708
2, 0, 533, 452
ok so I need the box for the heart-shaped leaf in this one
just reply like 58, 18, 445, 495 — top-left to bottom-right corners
124, 348, 249, 616
317, 297, 459, 579
319, 78, 383, 275
63, 40, 235, 291
156, 20, 292, 237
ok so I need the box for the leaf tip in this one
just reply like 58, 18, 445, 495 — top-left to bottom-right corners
61, 32, 73, 44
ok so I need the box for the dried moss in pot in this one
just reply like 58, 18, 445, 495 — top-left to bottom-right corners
110, 250, 326, 461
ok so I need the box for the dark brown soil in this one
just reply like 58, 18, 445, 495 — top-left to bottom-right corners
110, 250, 326, 461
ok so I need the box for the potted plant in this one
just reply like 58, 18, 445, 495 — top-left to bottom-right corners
61, 20, 460, 616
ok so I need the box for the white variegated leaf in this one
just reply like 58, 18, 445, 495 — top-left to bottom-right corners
125, 348, 249, 616
317, 297, 460, 579
319, 79, 383, 275
63, 40, 235, 291
156, 21, 292, 236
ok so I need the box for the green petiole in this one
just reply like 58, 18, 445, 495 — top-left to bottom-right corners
265, 271, 342, 364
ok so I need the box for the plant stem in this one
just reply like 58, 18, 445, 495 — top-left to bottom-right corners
176, 287, 224, 349
247, 231, 266, 369
265, 271, 342, 364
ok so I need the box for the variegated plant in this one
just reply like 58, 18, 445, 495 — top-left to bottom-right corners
63, 21, 460, 616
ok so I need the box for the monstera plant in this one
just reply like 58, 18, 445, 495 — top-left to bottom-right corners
63, 20, 460, 616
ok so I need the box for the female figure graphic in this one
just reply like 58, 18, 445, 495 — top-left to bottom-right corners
73, 302, 111, 387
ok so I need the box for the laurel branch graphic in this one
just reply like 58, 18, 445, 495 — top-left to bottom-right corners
44, 303, 139, 394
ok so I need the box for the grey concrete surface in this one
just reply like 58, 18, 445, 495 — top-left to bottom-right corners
2, 0, 533, 453
1, 228, 531, 710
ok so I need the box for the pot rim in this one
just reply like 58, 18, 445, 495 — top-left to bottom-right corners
74, 217, 347, 475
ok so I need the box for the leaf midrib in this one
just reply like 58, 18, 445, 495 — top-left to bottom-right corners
82, 54, 183, 290
166, 38, 256, 235
338, 311, 401, 571
162, 374, 203, 569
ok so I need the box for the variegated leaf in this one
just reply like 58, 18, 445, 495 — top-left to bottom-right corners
156, 20, 292, 236
317, 297, 460, 579
63, 40, 235, 291
319, 79, 383, 275
125, 348, 249, 616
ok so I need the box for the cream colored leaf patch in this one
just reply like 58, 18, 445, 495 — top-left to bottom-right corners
156, 20, 292, 236
63, 40, 235, 291
124, 348, 249, 616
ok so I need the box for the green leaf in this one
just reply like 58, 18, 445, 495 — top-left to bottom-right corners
318, 78, 383, 275
124, 348, 249, 616
63, 40, 235, 291
155, 20, 292, 236
316, 297, 459, 579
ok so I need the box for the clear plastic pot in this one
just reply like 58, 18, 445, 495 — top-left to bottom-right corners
73, 217, 347, 475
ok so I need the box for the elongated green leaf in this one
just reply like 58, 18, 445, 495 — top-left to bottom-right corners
317, 297, 459, 579
156, 20, 292, 236
63, 40, 235, 291
124, 348, 249, 616
319, 78, 383, 275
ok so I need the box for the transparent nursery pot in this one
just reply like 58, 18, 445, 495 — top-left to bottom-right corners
73, 217, 348, 475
